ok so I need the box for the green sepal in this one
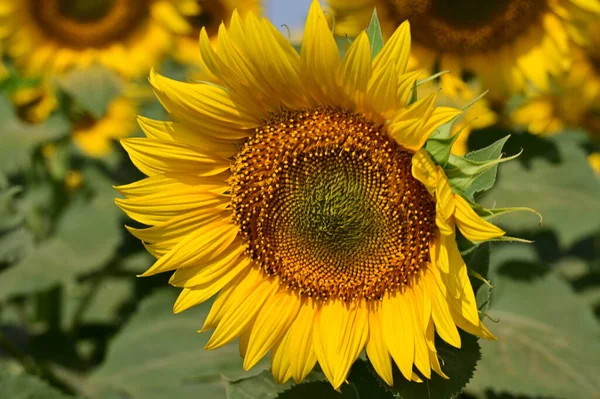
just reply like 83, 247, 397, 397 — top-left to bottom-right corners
416, 70, 449, 87
446, 136, 520, 196
425, 116, 460, 166
365, 9, 383, 59
407, 79, 418, 106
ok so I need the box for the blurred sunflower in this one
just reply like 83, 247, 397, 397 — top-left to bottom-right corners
116, 1, 503, 389
511, 50, 600, 136
327, 0, 600, 98
72, 96, 138, 158
171, 0, 260, 71
0, 0, 195, 78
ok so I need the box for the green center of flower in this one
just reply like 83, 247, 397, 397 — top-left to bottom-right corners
390, 0, 547, 53
30, 0, 149, 48
231, 107, 436, 302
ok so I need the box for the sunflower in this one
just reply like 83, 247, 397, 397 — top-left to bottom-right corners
0, 0, 195, 78
511, 49, 600, 136
327, 0, 600, 98
73, 96, 138, 158
116, 1, 504, 389
171, 0, 260, 71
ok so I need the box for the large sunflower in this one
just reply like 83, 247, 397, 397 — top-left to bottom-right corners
116, 1, 504, 389
328, 0, 600, 98
0, 0, 195, 78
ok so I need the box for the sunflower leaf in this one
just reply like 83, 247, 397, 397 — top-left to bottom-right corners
0, 95, 70, 175
389, 331, 481, 399
425, 117, 460, 166
0, 370, 74, 399
365, 9, 384, 59
446, 138, 519, 196
55, 65, 123, 119
467, 250, 600, 398
276, 381, 359, 399
479, 133, 600, 248
88, 290, 268, 399
0, 196, 120, 300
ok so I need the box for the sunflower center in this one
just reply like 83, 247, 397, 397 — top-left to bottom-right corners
29, 0, 149, 48
389, 0, 548, 53
58, 0, 115, 22
231, 107, 436, 302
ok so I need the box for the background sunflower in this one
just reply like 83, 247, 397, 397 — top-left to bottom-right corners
0, 1, 599, 399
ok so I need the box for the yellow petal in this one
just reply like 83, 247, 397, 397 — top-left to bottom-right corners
115, 189, 227, 226
288, 301, 319, 383
169, 241, 248, 287
373, 20, 411, 75
149, 70, 259, 136
115, 174, 227, 199
314, 300, 368, 389
388, 93, 436, 151
365, 303, 393, 386
202, 266, 262, 331
204, 275, 278, 349
411, 149, 438, 193
453, 194, 505, 241
338, 32, 372, 101
137, 117, 239, 157
271, 331, 293, 384
382, 293, 414, 380
244, 291, 301, 370
408, 292, 431, 379
121, 138, 230, 177
139, 219, 239, 276
301, 0, 342, 105
435, 167, 456, 236
424, 272, 461, 348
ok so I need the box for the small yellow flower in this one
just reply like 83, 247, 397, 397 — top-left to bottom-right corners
73, 97, 138, 158
117, 1, 503, 389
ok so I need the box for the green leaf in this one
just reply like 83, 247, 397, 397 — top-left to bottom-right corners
0, 370, 74, 399
446, 140, 520, 195
480, 134, 600, 248
0, 95, 69, 175
390, 331, 480, 399
226, 369, 291, 399
0, 197, 121, 300
88, 290, 266, 399
55, 66, 123, 119
277, 382, 358, 399
0, 185, 24, 231
365, 9, 384, 59
468, 271, 600, 398
425, 118, 460, 166
462, 135, 511, 199
346, 360, 395, 399
0, 226, 35, 264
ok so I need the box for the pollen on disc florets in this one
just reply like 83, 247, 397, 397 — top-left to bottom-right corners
231, 106, 436, 302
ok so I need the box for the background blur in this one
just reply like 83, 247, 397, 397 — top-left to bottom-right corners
0, 0, 599, 398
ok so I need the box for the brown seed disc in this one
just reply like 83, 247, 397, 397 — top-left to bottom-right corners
231, 107, 436, 302
387, 0, 547, 54
29, 0, 149, 48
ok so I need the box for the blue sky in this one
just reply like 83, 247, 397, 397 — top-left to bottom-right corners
265, 0, 316, 34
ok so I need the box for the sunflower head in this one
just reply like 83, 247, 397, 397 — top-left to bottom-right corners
117, 0, 515, 390
0, 0, 191, 77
